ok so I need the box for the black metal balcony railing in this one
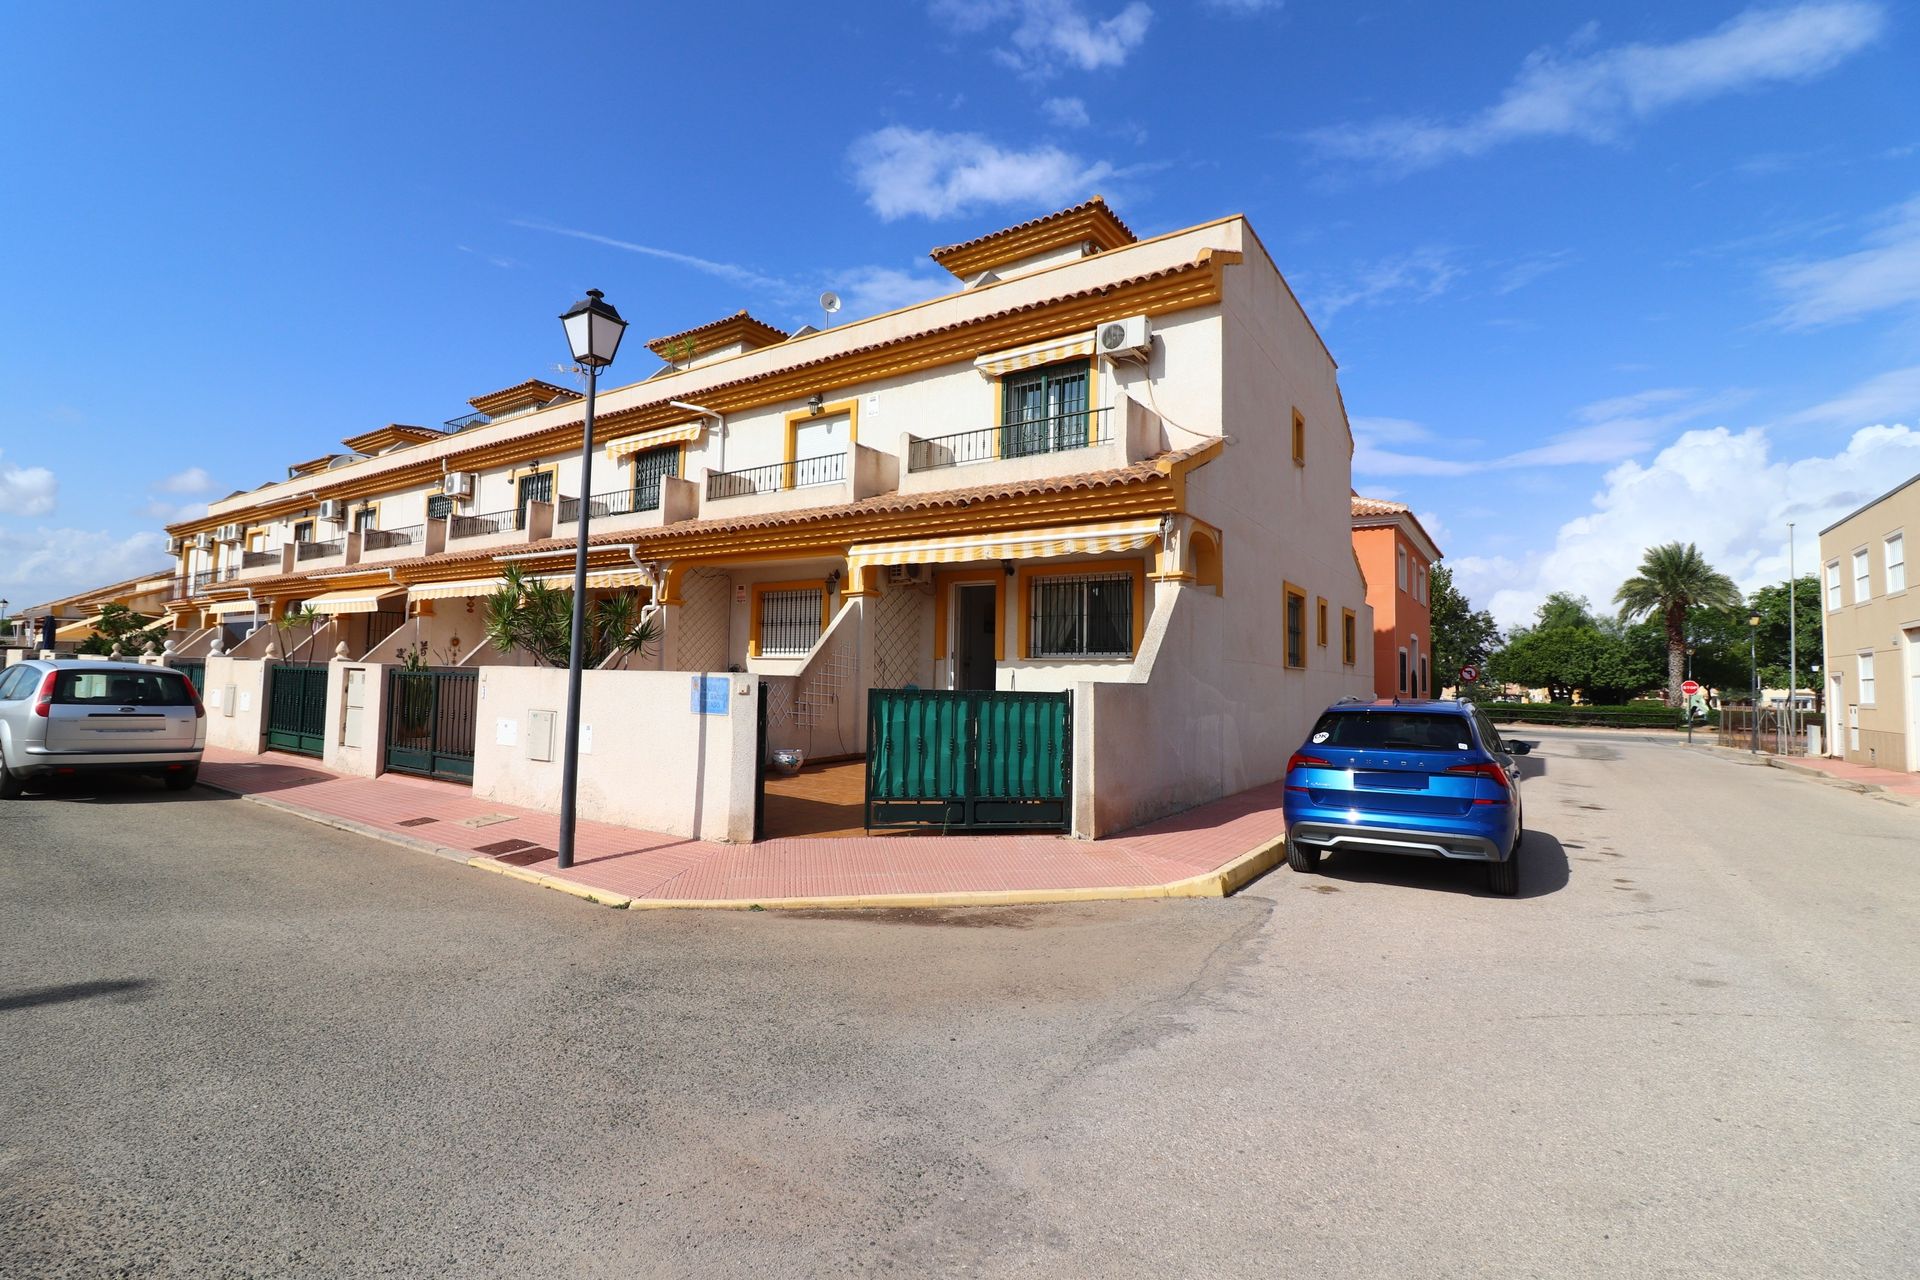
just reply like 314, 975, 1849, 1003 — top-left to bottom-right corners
557, 486, 662, 523
908, 408, 1111, 473
241, 549, 280, 570
295, 538, 345, 562
443, 410, 492, 432
362, 524, 424, 551
449, 509, 515, 539
188, 565, 240, 592
707, 453, 847, 501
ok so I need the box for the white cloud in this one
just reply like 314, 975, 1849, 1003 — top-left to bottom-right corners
829, 264, 953, 318
154, 467, 213, 495
1784, 364, 1920, 426
0, 452, 57, 516
1473, 422, 1920, 628
1309, 3, 1885, 172
510, 219, 787, 292
848, 126, 1115, 221
932, 1, 1153, 74
1352, 389, 1741, 477
1767, 194, 1920, 329
1495, 249, 1577, 294
1205, 0, 1281, 13
1310, 246, 1463, 317
1043, 95, 1091, 128
140, 499, 211, 524
0, 527, 170, 610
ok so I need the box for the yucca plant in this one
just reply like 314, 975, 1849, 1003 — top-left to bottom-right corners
482, 563, 662, 668
1614, 542, 1740, 706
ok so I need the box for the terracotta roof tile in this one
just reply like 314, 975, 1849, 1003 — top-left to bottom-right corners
1351, 494, 1410, 517
467, 379, 582, 416
646, 310, 790, 359
930, 197, 1138, 277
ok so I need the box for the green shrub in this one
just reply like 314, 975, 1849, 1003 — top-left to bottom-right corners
1480, 703, 1696, 728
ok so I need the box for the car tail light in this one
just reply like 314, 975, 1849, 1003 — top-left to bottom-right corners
1446, 760, 1510, 804
1286, 752, 1333, 775
181, 675, 206, 720
30, 670, 57, 718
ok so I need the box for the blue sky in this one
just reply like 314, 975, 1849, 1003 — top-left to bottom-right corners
2, 1, 1916, 625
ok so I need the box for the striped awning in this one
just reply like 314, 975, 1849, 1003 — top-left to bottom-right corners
207, 599, 262, 617
537, 569, 652, 591
605, 422, 703, 462
303, 587, 404, 615
973, 332, 1096, 378
847, 518, 1163, 575
409, 577, 506, 601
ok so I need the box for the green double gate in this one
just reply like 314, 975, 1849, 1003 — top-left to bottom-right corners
174, 660, 207, 696
865, 689, 1071, 832
384, 669, 478, 783
266, 663, 328, 757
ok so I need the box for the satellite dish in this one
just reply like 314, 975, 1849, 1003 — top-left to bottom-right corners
819, 291, 842, 314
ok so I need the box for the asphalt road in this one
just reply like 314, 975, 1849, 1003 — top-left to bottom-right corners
2, 730, 1915, 1278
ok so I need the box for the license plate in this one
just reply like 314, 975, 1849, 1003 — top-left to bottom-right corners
1356, 772, 1428, 790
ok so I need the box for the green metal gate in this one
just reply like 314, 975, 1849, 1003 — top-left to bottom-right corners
384, 669, 478, 783
865, 689, 1071, 831
174, 660, 207, 697
266, 663, 329, 757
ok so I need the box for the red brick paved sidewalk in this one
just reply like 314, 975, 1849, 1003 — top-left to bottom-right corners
1761, 752, 1920, 802
196, 748, 1287, 908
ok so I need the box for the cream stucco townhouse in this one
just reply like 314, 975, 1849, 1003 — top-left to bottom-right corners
161, 199, 1375, 837
1819, 471, 1920, 774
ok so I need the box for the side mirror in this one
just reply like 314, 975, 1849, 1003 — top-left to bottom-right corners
1505, 740, 1532, 755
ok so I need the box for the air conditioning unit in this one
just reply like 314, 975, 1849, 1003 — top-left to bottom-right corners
194, 532, 214, 550
1096, 315, 1152, 360
317, 498, 344, 521
441, 471, 474, 498
217, 523, 243, 543
886, 564, 924, 585
168, 535, 187, 554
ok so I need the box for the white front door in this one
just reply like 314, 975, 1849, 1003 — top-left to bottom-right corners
1830, 676, 1844, 755
1907, 629, 1920, 771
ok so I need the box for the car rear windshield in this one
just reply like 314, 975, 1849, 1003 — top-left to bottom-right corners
53, 670, 195, 707
1309, 711, 1474, 752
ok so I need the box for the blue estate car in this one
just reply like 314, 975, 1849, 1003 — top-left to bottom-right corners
1280, 699, 1531, 896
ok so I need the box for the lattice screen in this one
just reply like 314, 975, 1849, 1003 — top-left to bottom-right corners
674, 570, 730, 672
873, 582, 932, 689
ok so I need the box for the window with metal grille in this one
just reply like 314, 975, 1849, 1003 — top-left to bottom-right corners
1030, 572, 1133, 659
428, 495, 454, 521
516, 471, 554, 528
759, 588, 823, 657
632, 445, 679, 511
1001, 359, 1090, 458
1283, 583, 1306, 669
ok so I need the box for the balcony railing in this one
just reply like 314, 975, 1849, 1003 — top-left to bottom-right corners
557, 487, 662, 523
706, 453, 846, 501
443, 410, 492, 432
362, 524, 424, 551
908, 408, 1111, 473
188, 565, 240, 592
295, 538, 345, 562
241, 549, 280, 570
449, 509, 515, 539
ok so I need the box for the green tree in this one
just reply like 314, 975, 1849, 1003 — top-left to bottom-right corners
1428, 565, 1500, 692
1613, 542, 1741, 705
482, 564, 663, 668
1486, 594, 1660, 704
1748, 575, 1821, 691
76, 603, 168, 656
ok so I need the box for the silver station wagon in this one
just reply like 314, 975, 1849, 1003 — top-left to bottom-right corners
0, 660, 206, 797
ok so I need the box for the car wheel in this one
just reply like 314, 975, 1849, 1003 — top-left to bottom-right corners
1286, 837, 1322, 873
1487, 836, 1521, 897
0, 752, 21, 800
163, 765, 199, 793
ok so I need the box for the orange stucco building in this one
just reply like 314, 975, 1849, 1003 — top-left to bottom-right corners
1351, 495, 1443, 700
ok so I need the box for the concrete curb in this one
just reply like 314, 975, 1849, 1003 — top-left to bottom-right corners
1682, 743, 1919, 807
198, 772, 1288, 913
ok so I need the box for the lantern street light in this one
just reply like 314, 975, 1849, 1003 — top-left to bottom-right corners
555, 289, 627, 871
1748, 611, 1762, 755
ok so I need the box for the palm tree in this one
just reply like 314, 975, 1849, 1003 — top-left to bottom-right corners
1614, 542, 1740, 705
482, 564, 661, 668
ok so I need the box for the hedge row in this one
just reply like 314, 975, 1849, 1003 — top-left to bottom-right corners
1479, 703, 1701, 728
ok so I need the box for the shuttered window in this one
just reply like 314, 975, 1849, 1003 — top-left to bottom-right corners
516, 472, 554, 529
1030, 572, 1132, 658
759, 588, 824, 657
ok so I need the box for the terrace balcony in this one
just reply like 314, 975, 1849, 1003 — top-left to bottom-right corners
897, 402, 1163, 496
556, 474, 699, 533
444, 500, 554, 553
360, 522, 444, 564
291, 533, 357, 572
700, 443, 897, 519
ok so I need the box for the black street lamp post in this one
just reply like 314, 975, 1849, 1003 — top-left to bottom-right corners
1748, 611, 1761, 755
555, 289, 627, 870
